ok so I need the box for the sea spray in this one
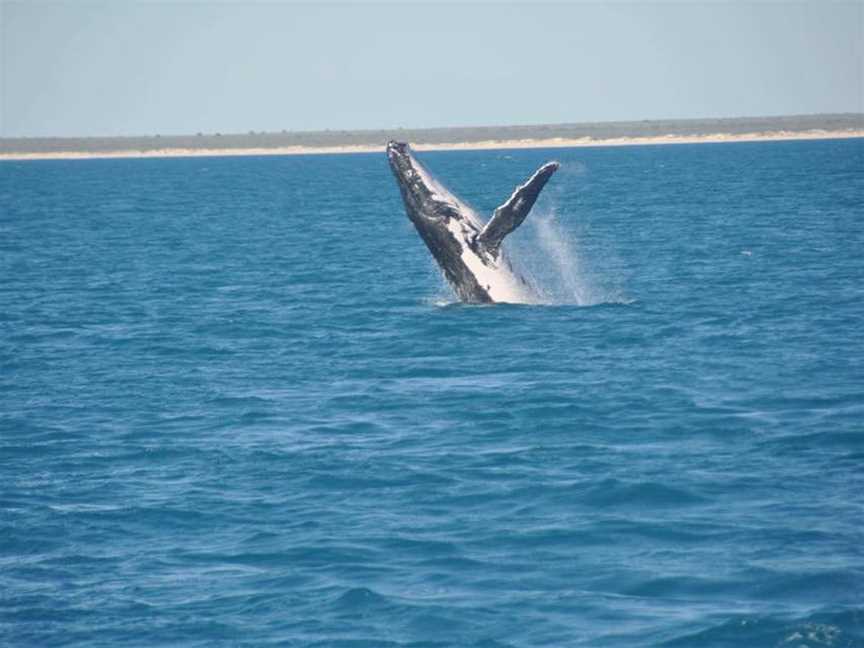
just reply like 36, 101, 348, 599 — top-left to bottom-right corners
531, 208, 591, 305
419, 159, 628, 307
423, 204, 628, 307
514, 159, 627, 306
509, 205, 629, 306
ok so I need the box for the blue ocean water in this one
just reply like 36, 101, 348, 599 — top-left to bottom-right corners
1, 138, 862, 647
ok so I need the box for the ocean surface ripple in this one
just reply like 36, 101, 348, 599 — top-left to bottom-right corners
1, 139, 862, 647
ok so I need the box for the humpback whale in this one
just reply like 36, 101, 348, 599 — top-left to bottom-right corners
387, 141, 559, 304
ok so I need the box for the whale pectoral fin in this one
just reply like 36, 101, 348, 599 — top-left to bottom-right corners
477, 161, 560, 258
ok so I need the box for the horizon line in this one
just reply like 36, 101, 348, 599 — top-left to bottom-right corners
3, 112, 863, 142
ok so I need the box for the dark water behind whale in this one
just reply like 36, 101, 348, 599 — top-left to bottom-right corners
1, 138, 862, 647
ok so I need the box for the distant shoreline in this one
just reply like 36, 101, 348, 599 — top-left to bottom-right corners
2, 113, 862, 161
0, 129, 862, 161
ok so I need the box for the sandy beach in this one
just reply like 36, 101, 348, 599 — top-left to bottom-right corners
1, 129, 862, 162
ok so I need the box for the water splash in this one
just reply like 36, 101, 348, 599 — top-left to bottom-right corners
515, 206, 630, 306
422, 207, 629, 308
529, 208, 592, 305
423, 293, 458, 308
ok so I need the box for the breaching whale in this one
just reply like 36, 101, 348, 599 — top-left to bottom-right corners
387, 141, 559, 304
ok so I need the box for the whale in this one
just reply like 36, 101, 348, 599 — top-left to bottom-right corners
387, 141, 559, 304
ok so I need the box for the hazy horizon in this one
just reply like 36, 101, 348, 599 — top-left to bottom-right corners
2, 1, 862, 138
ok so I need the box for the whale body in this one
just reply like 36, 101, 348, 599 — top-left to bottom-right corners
387, 141, 559, 304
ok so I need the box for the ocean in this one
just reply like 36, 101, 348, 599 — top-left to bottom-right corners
1, 138, 862, 647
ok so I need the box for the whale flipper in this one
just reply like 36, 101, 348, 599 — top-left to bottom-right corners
477, 161, 560, 259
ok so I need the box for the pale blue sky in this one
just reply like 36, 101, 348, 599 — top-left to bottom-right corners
1, 1, 862, 137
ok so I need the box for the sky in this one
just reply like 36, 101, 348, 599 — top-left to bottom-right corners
1, 0, 862, 137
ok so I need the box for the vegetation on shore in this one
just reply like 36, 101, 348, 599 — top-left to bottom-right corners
2, 114, 862, 155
